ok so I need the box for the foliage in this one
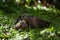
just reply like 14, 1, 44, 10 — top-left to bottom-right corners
0, 0, 60, 40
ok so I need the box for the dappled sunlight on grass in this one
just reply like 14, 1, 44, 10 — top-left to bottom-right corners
0, 4, 60, 40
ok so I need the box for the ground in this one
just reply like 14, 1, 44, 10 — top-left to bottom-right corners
0, 5, 60, 40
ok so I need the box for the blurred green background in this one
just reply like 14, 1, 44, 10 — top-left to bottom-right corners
0, 0, 60, 40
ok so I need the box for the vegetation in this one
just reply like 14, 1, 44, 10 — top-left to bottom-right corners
0, 0, 60, 40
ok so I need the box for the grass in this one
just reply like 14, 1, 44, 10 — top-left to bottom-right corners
0, 5, 60, 40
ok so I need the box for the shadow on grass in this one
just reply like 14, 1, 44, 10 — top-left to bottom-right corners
0, 5, 60, 40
